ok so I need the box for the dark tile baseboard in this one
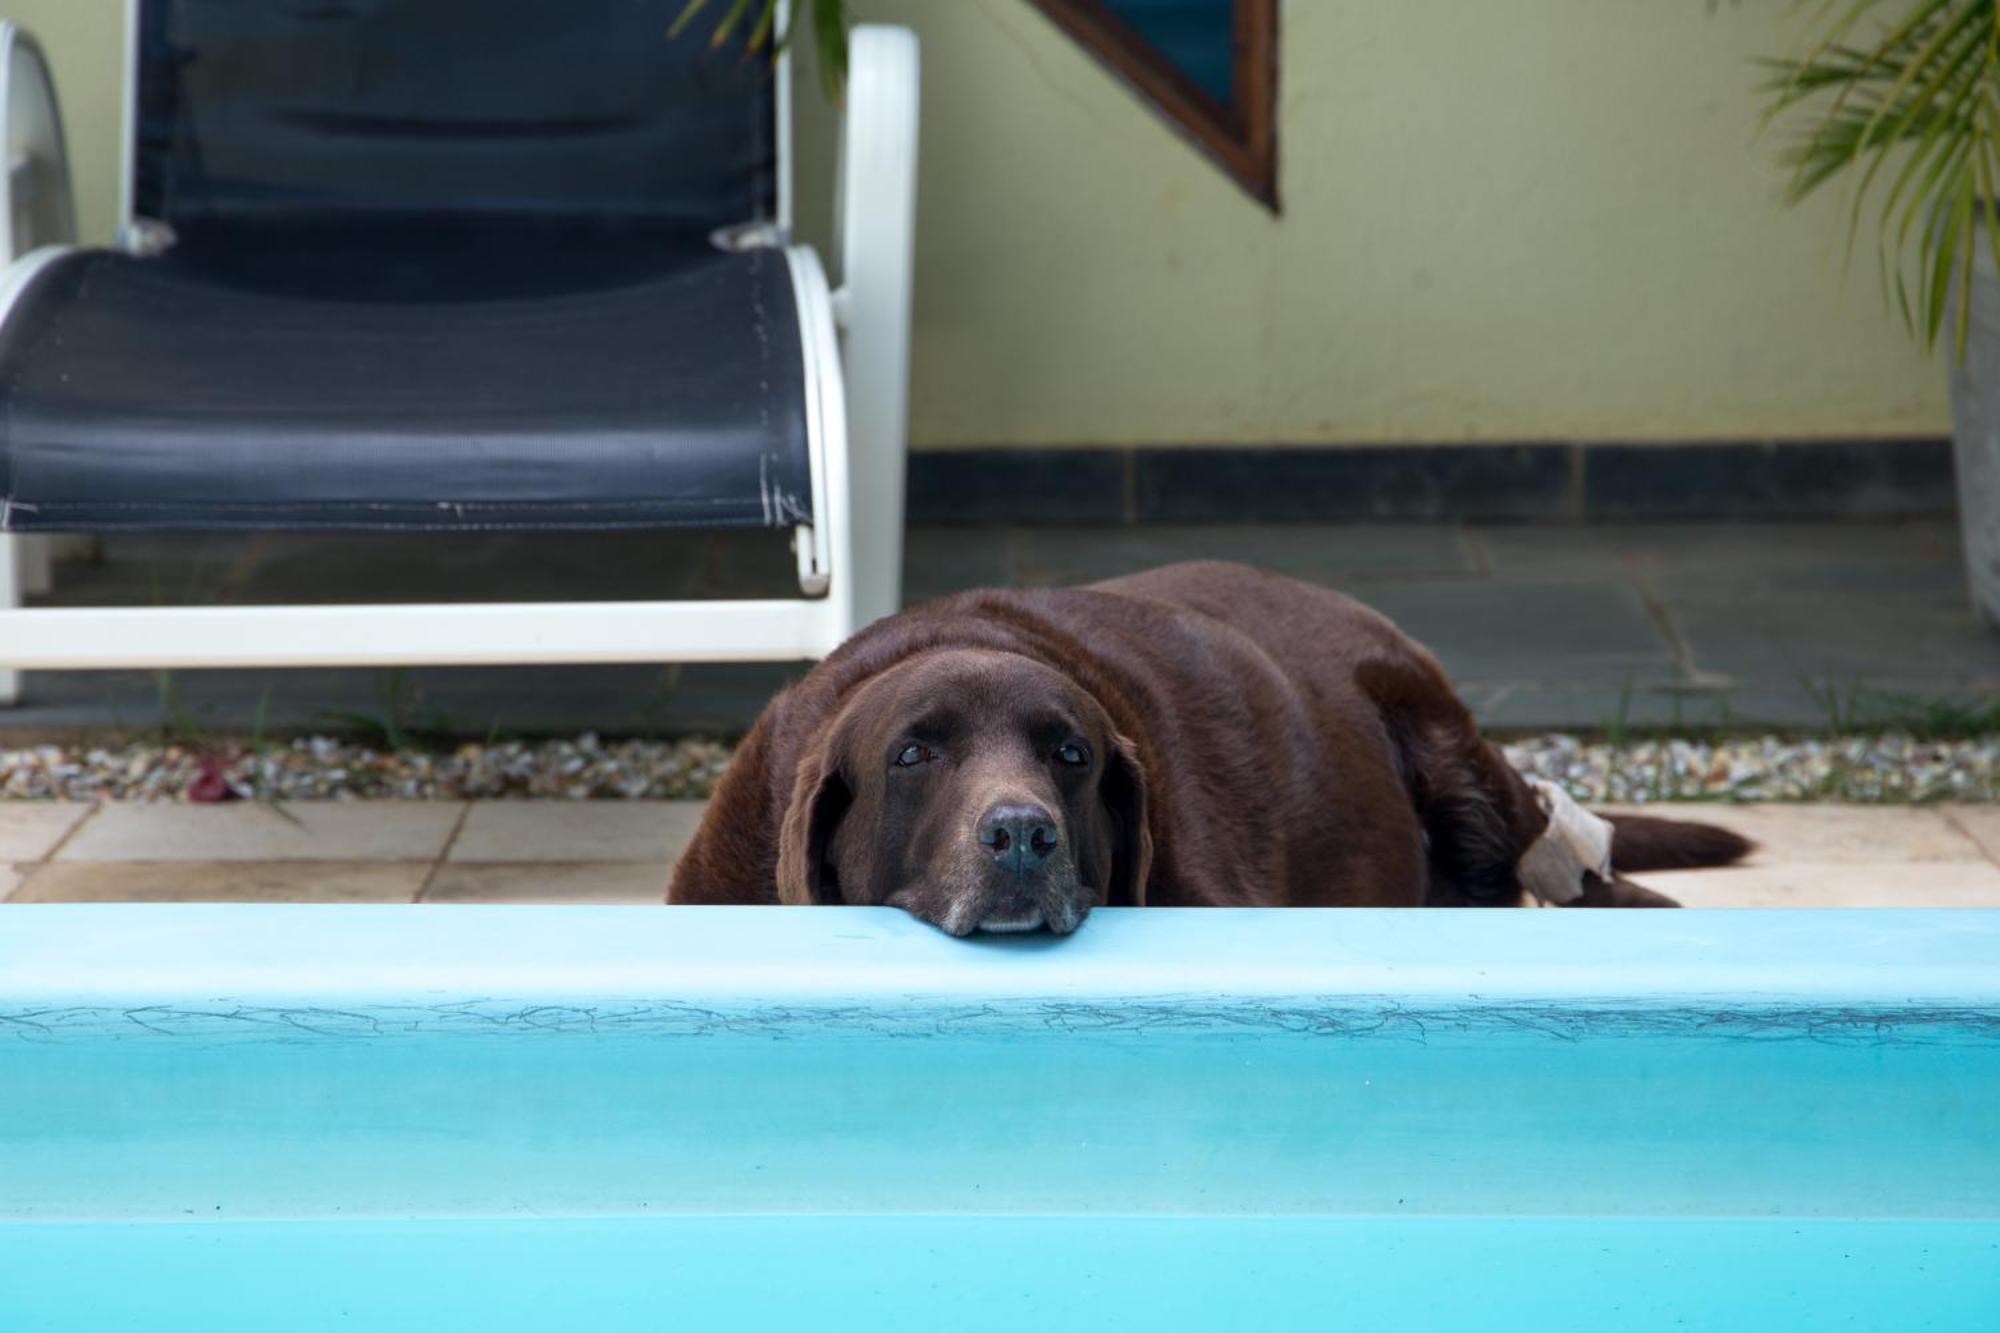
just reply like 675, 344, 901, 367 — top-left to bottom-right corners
909, 439, 1956, 524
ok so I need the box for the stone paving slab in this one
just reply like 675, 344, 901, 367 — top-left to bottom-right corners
422, 863, 672, 903
1359, 580, 1678, 679
1606, 804, 1990, 864
3, 799, 1998, 907
1634, 861, 2000, 908
1671, 593, 2000, 683
1468, 520, 1964, 583
8, 861, 429, 902
5, 520, 1994, 734
1945, 806, 2000, 863
1011, 524, 1477, 587
56, 802, 465, 862
1468, 682, 1740, 731
4, 663, 804, 743
902, 527, 1015, 604
449, 801, 705, 864
0, 803, 94, 861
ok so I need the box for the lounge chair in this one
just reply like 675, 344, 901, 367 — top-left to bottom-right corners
0, 1, 917, 703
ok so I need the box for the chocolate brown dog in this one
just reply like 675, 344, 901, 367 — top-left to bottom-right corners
670, 561, 1747, 933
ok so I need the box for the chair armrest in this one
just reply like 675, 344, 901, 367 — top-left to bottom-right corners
0, 21, 76, 261
830, 25, 918, 628
835, 26, 919, 322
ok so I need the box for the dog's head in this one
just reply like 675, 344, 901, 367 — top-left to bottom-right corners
775, 649, 1152, 935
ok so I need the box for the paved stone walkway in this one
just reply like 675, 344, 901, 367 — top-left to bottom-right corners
4, 800, 1997, 907
5, 518, 1995, 737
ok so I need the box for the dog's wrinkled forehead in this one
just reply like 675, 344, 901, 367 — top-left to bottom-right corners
841, 649, 1093, 746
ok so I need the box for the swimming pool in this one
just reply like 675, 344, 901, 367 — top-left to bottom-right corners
2, 906, 1994, 1329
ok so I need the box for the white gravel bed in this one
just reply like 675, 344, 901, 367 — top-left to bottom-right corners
1501, 733, 1999, 804
0, 731, 1994, 804
0, 734, 732, 802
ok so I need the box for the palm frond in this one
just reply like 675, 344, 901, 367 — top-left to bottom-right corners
1761, 0, 2000, 356
672, 0, 851, 101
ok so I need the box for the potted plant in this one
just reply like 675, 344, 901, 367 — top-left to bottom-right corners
1762, 1, 2000, 624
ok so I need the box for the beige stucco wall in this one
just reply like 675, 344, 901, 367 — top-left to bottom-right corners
4, 0, 122, 249
5, 0, 1949, 448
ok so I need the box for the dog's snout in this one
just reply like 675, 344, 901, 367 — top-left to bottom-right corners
978, 802, 1060, 872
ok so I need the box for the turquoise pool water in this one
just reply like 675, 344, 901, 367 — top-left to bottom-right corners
2, 906, 1994, 1329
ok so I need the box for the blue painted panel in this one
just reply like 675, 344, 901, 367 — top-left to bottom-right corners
4, 1217, 1997, 1332
1, 907, 1995, 1327
1104, 0, 1237, 107
6, 903, 1996, 1005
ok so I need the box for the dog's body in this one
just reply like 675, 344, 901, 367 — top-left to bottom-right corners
671, 562, 1747, 930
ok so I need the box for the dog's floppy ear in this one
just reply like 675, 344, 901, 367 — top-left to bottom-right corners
775, 737, 852, 905
1102, 734, 1154, 906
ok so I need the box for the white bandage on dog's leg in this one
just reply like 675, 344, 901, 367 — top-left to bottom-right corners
1517, 778, 1614, 906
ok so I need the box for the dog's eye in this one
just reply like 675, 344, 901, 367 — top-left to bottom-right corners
894, 743, 935, 768
1055, 742, 1089, 767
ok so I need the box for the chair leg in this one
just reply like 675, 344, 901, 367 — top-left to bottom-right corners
0, 536, 22, 705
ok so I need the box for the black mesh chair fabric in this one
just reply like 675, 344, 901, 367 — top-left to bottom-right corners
0, 0, 812, 534
134, 0, 775, 235
0, 244, 811, 533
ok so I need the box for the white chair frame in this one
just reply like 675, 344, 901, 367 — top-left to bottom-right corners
0, 7, 918, 704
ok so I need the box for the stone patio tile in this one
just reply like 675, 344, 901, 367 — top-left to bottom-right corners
1359, 580, 1676, 680
9, 520, 1992, 739
1633, 861, 2000, 908
1652, 560, 1968, 603
0, 865, 23, 901
1943, 806, 2000, 865
685, 530, 810, 599
901, 527, 1013, 605
34, 533, 241, 609
1652, 681, 2000, 732
57, 802, 464, 862
1011, 524, 1475, 588
422, 862, 671, 903
224, 531, 714, 606
1469, 681, 1740, 731
1462, 524, 1638, 580
682, 527, 1015, 606
1604, 804, 1988, 865
0, 803, 96, 861
449, 801, 706, 863
8, 861, 427, 902
11, 661, 792, 748
1669, 591, 2000, 683
641, 663, 801, 734
1471, 520, 1962, 583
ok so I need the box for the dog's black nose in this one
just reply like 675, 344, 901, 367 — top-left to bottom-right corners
978, 803, 1060, 872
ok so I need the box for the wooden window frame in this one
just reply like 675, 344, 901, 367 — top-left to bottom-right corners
1026, 0, 1278, 211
